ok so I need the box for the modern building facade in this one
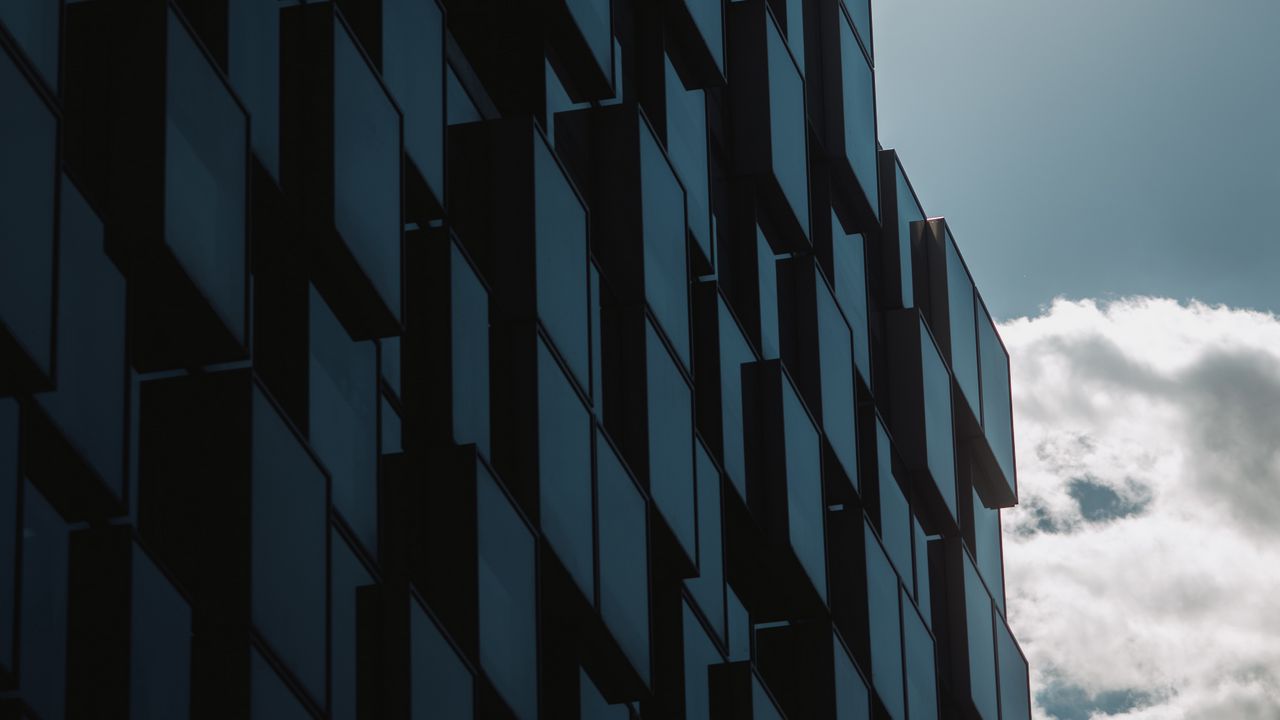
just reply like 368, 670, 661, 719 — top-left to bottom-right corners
0, 0, 1030, 718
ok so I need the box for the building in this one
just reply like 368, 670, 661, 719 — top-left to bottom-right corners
0, 0, 1031, 717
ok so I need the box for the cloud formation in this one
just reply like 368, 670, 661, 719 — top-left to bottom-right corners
999, 297, 1280, 719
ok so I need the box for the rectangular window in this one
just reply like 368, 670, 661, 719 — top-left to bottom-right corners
945, 230, 981, 415
920, 322, 957, 519
718, 294, 755, 499
845, 0, 872, 59
646, 320, 697, 562
665, 56, 712, 265
876, 421, 912, 584
129, 543, 193, 718
963, 554, 999, 720
597, 430, 651, 683
865, 526, 904, 720
450, 241, 491, 458
831, 212, 871, 385
758, 228, 780, 360
893, 164, 925, 309
978, 301, 1016, 496
331, 528, 374, 719
19, 480, 69, 720
534, 133, 591, 387
538, 336, 594, 598
228, 0, 281, 179
382, 0, 445, 204
782, 374, 827, 603
411, 597, 474, 719
683, 599, 723, 720
251, 647, 313, 720
913, 521, 933, 623
686, 439, 726, 641
833, 632, 871, 719
997, 616, 1032, 720
640, 119, 691, 368
972, 487, 1005, 613
0, 0, 58, 86
902, 590, 938, 720
765, 11, 810, 241
817, 273, 858, 485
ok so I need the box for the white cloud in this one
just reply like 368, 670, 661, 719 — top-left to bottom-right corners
999, 297, 1280, 719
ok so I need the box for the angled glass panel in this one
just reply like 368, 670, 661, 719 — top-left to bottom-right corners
447, 65, 481, 125
785, 0, 805, 74
894, 167, 923, 308
757, 228, 779, 360
597, 430, 650, 683
845, 0, 871, 59
478, 464, 538, 719
913, 522, 932, 623
567, 0, 612, 79
581, 666, 628, 719
646, 320, 696, 560
727, 585, 751, 662
640, 121, 690, 367
130, 545, 192, 719
902, 591, 937, 720
946, 234, 980, 413
534, 134, 590, 387
683, 599, 721, 720
310, 286, 378, 555
817, 275, 857, 483
1, 400, 16, 673
19, 480, 68, 720
718, 295, 754, 499
537, 337, 594, 598
166, 8, 247, 343
228, 0, 281, 179
682, 0, 724, 75
834, 634, 871, 720
831, 214, 871, 385
383, 0, 444, 201
752, 673, 785, 720
865, 526, 904, 720
665, 56, 711, 263
877, 422, 911, 584
251, 387, 327, 702
411, 598, 473, 719
686, 440, 725, 640
997, 618, 1032, 720
251, 647, 313, 720
963, 555, 999, 720
766, 14, 809, 239
332, 529, 373, 719
920, 323, 956, 518
0, 0, 58, 85
333, 19, 401, 321
0, 46, 56, 377
972, 488, 1004, 613
450, 243, 491, 457
978, 302, 1016, 489
838, 6, 876, 215
782, 376, 826, 602
38, 177, 126, 497
590, 263, 603, 411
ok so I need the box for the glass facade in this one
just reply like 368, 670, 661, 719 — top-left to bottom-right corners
538, 336, 594, 597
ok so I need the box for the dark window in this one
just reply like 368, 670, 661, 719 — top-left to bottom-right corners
537, 336, 594, 597
718, 294, 755, 499
251, 647, 314, 720
876, 422, 912, 583
534, 134, 591, 387
410, 597, 473, 718
331, 528, 374, 719
766, 13, 809, 240
566, 0, 612, 83
833, 633, 871, 719
913, 522, 933, 623
640, 120, 691, 367
837, 9, 877, 218
597, 430, 650, 683
758, 228, 780, 360
902, 589, 938, 720
893, 166, 924, 309
581, 666, 628, 719
972, 488, 1005, 613
844, 0, 872, 58
831, 213, 871, 384
782, 374, 827, 602
228, 0, 281, 179
686, 439, 726, 640
865, 526, 904, 720
997, 617, 1032, 720
920, 322, 957, 518
0, 0, 58, 86
963, 555, 999, 720
683, 600, 723, 720
19, 480, 69, 720
449, 242, 491, 458
646, 320, 697, 561
817, 275, 858, 484
945, 234, 980, 414
978, 302, 1016, 492
665, 56, 712, 264
383, 0, 444, 203
130, 545, 193, 718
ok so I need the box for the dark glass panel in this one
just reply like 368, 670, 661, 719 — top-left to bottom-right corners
901, 591, 937, 720
581, 666, 628, 720
752, 673, 785, 720
383, 0, 444, 201
686, 440, 725, 641
894, 168, 923, 308
597, 430, 650, 682
913, 522, 932, 623
447, 65, 481, 125
381, 394, 403, 454
817, 276, 857, 483
382, 334, 402, 398
839, 7, 876, 213
665, 56, 711, 263
718, 295, 754, 498
567, 0, 611, 81
0, 46, 56, 378
333, 19, 401, 321
946, 235, 980, 413
684, 0, 724, 74
166, 8, 247, 343
865, 526, 904, 720
920, 323, 957, 518
845, 0, 871, 58
757, 228, 780, 360
0, 400, 16, 673
450, 242, 491, 458
0, 0, 58, 85
130, 545, 192, 719
251, 387, 327, 702
785, 0, 804, 75
410, 597, 473, 719
833, 634, 870, 720
19, 480, 68, 719
310, 285, 378, 555
640, 120, 690, 367
877, 422, 911, 583
331, 529, 373, 719
765, 14, 809, 239
782, 378, 827, 602
477, 463, 538, 719
963, 556, 998, 720
537, 337, 594, 597
997, 618, 1032, 720
831, 212, 871, 385
972, 488, 1004, 613
683, 600, 722, 720
228, 0, 281, 179
646, 320, 696, 560
727, 585, 751, 662
978, 303, 1016, 489
534, 134, 590, 387
251, 647, 313, 720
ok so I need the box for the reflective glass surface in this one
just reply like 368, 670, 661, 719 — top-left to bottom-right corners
646, 321, 697, 560
581, 666, 627, 719
766, 15, 809, 239
38, 177, 126, 497
817, 275, 857, 483
0, 0, 58, 85
20, 480, 68, 720
718, 295, 754, 498
902, 592, 938, 720
228, 0, 280, 179
0, 46, 56, 376
447, 65, 481, 125
684, 0, 724, 74
411, 597, 473, 719
834, 634, 871, 720
477, 464, 538, 719
920, 323, 957, 519
831, 214, 871, 385
310, 286, 378, 555
997, 618, 1032, 720
752, 673, 785, 720
783, 377, 826, 602
537, 337, 594, 597
839, 8, 876, 214
130, 545, 192, 719
665, 56, 711, 263
785, 0, 805, 75
383, 0, 444, 201
845, 0, 871, 58
972, 488, 1004, 612
534, 134, 590, 387
683, 600, 721, 720
963, 556, 998, 720
251, 647, 312, 720
946, 234, 980, 413
728, 585, 751, 662
865, 526, 904, 720
333, 19, 401, 321
686, 440, 725, 640
913, 522, 932, 622
757, 228, 780, 360
567, 0, 612, 81
877, 422, 911, 582
0, 400, 16, 672
450, 243, 491, 458
640, 121, 690, 367
166, 9, 247, 344
251, 387, 327, 702
894, 168, 923, 308
978, 303, 1016, 488
332, 529, 373, 719
597, 430, 650, 682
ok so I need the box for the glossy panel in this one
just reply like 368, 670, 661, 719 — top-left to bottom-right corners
411, 598, 473, 719
686, 440, 725, 640
0, 0, 58, 85
534, 134, 590, 386
537, 337, 594, 597
597, 430, 650, 682
902, 593, 938, 720
783, 378, 826, 602
684, 0, 724, 74
228, 0, 281, 179
920, 324, 956, 518
581, 666, 627, 719
963, 556, 998, 720
451, 243, 491, 457
567, 0, 612, 80
972, 488, 1004, 613
997, 619, 1032, 720
946, 236, 980, 413
683, 600, 721, 720
757, 228, 780, 360
251, 648, 313, 720
383, 0, 444, 200
839, 9, 876, 213
646, 321, 697, 560
19, 481, 68, 720
447, 65, 481, 125
913, 522, 932, 621
640, 121, 690, 367
785, 0, 804, 74
877, 422, 911, 583
865, 526, 904, 720
130, 545, 192, 719
0, 400, 16, 672
333, 20, 401, 320
834, 634, 871, 720
727, 585, 751, 662
718, 295, 754, 498
817, 276, 857, 483
978, 304, 1016, 489
752, 673, 785, 720
331, 529, 373, 719
845, 0, 871, 58
831, 215, 871, 385
0, 46, 56, 376
251, 387, 327, 702
766, 15, 809, 239
477, 464, 538, 719
665, 56, 711, 262
894, 169, 923, 308
166, 9, 247, 343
